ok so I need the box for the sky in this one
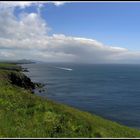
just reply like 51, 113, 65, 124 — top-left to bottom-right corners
1, 1, 140, 63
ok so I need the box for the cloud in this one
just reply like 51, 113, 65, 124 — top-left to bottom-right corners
0, 51, 15, 58
0, 1, 66, 9
0, 2, 140, 63
51, 1, 67, 6
0, 10, 49, 39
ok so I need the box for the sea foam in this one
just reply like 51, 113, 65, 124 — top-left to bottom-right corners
55, 67, 73, 71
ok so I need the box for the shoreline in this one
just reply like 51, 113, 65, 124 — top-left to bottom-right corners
1, 62, 140, 137
20, 63, 139, 130
20, 63, 45, 92
20, 63, 138, 129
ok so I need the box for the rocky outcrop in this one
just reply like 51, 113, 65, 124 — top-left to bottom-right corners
8, 72, 35, 91
22, 68, 29, 72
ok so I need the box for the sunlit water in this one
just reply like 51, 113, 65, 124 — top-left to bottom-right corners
22, 63, 140, 129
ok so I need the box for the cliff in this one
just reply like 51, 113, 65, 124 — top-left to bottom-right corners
0, 62, 140, 138
8, 72, 35, 90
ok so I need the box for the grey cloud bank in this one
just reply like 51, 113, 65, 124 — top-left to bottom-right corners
0, 2, 140, 64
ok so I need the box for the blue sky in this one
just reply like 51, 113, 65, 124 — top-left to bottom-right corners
1, 1, 140, 63
15, 2, 140, 51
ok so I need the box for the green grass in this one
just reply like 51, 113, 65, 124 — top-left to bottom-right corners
0, 63, 140, 138
0, 63, 22, 71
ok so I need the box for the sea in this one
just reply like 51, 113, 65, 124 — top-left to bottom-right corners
22, 63, 140, 129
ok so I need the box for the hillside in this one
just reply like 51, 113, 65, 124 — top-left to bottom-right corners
0, 63, 140, 138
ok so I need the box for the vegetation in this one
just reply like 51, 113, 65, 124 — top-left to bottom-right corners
0, 63, 22, 71
0, 63, 140, 138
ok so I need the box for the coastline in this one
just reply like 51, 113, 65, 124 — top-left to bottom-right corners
20, 64, 45, 93
1, 62, 140, 138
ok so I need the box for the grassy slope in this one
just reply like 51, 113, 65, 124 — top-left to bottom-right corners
0, 63, 22, 71
0, 63, 140, 138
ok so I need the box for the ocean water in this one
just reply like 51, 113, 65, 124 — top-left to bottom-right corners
22, 63, 140, 128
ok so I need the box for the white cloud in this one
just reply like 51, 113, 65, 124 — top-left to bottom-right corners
0, 8, 49, 39
0, 2, 140, 63
0, 1, 67, 9
0, 51, 15, 58
51, 1, 67, 6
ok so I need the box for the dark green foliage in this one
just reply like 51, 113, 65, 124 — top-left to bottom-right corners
0, 63, 22, 71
